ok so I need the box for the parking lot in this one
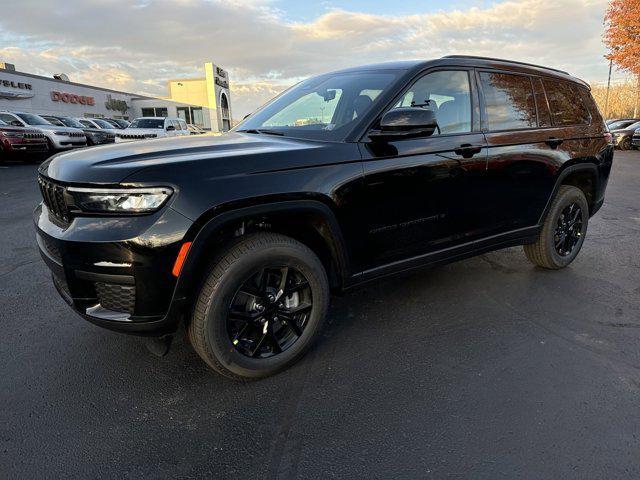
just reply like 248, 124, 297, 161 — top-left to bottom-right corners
1, 150, 639, 479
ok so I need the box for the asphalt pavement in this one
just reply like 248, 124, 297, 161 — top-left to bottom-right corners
1, 151, 639, 479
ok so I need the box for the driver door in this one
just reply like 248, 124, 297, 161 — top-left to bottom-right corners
359, 69, 489, 272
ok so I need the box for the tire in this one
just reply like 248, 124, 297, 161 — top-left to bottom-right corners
619, 137, 631, 151
188, 232, 329, 380
523, 185, 589, 269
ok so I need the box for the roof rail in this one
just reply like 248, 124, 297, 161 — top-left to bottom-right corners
442, 55, 570, 75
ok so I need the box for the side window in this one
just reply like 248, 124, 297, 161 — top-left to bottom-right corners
479, 72, 537, 131
179, 120, 188, 131
542, 79, 591, 126
392, 70, 471, 134
0, 113, 20, 124
532, 77, 551, 127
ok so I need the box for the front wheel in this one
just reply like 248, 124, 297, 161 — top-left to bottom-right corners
188, 233, 329, 380
524, 185, 589, 269
619, 137, 631, 151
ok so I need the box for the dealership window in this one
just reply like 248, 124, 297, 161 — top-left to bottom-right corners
141, 107, 168, 117
191, 108, 204, 127
479, 72, 537, 131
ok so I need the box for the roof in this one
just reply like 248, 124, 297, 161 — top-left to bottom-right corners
329, 55, 587, 87
0, 66, 155, 99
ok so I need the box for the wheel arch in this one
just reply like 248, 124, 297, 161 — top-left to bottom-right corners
173, 198, 352, 313
538, 163, 599, 225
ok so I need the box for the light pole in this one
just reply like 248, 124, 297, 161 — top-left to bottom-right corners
604, 58, 613, 119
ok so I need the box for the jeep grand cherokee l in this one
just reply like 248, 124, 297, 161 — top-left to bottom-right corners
0, 111, 86, 150
0, 118, 47, 160
35, 56, 613, 380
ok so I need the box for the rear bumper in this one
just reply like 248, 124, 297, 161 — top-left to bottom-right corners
34, 203, 193, 336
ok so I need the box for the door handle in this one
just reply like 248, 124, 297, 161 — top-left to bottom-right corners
546, 137, 563, 148
454, 143, 483, 158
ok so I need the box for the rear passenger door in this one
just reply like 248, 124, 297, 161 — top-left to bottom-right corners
479, 70, 565, 234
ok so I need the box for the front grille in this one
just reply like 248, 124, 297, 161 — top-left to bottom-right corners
117, 134, 155, 139
68, 131, 85, 138
25, 132, 45, 139
95, 282, 135, 314
38, 176, 71, 223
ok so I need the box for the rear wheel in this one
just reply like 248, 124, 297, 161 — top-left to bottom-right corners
188, 232, 329, 380
524, 185, 589, 269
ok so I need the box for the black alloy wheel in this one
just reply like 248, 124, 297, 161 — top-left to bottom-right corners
553, 203, 583, 257
227, 266, 312, 359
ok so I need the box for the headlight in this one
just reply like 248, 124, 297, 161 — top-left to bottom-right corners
53, 130, 70, 136
66, 187, 173, 214
0, 131, 22, 138
144, 133, 157, 138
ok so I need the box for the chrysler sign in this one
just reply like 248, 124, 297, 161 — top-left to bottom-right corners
51, 91, 95, 106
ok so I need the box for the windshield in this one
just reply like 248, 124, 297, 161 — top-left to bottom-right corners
628, 121, 640, 130
235, 71, 400, 141
609, 120, 638, 130
129, 118, 165, 129
92, 119, 114, 129
16, 112, 51, 126
58, 117, 86, 129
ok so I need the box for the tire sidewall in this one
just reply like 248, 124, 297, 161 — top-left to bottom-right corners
544, 188, 589, 268
201, 243, 328, 378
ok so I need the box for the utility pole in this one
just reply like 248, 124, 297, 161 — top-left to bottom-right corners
604, 58, 613, 119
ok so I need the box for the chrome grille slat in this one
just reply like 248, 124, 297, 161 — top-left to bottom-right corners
38, 176, 71, 223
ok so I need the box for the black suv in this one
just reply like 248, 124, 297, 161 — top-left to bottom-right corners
35, 56, 613, 379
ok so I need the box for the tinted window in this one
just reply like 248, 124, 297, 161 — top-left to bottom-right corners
543, 79, 591, 126
43, 117, 65, 127
79, 120, 93, 128
480, 72, 537, 130
91, 119, 114, 129
392, 70, 471, 134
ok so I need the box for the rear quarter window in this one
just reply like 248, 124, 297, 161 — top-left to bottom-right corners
542, 79, 591, 126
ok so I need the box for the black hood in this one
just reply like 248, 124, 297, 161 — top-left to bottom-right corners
39, 132, 324, 184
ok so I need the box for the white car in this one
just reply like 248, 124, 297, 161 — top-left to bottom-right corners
115, 117, 190, 143
0, 111, 86, 150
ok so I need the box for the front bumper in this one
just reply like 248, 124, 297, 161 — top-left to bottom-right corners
34, 202, 193, 336
2, 138, 48, 152
49, 135, 87, 149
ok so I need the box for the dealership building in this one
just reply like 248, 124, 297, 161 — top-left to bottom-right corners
0, 61, 232, 131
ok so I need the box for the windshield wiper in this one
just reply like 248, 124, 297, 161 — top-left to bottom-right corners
238, 129, 285, 136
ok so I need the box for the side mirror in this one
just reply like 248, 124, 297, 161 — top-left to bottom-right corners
369, 107, 439, 141
166, 125, 176, 131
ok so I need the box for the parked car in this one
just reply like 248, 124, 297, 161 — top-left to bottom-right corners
0, 111, 86, 150
187, 124, 207, 135
41, 115, 115, 146
607, 118, 639, 130
103, 118, 130, 129
609, 120, 640, 150
0, 118, 47, 161
632, 128, 640, 149
76, 118, 121, 136
35, 56, 612, 380
115, 117, 190, 143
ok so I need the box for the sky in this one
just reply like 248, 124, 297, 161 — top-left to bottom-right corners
0, 0, 622, 119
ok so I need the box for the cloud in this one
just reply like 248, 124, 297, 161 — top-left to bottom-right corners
0, 0, 612, 118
